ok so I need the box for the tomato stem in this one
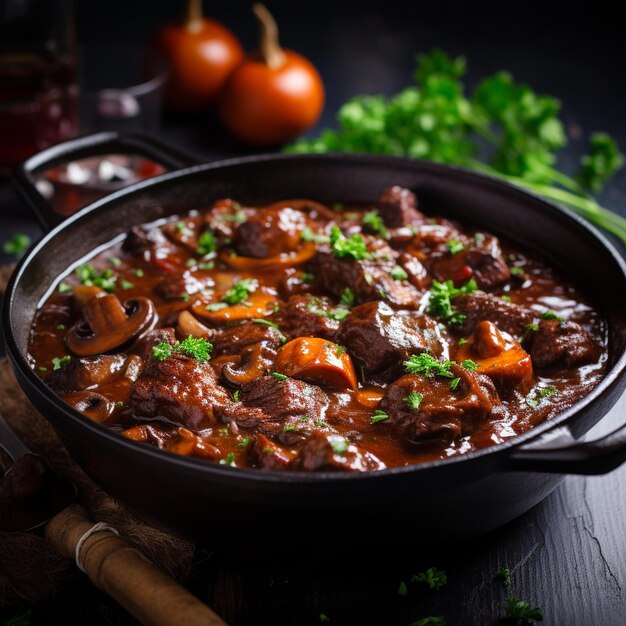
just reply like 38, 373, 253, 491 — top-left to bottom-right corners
253, 3, 286, 69
184, 0, 204, 33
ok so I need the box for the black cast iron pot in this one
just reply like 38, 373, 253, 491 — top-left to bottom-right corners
3, 132, 626, 545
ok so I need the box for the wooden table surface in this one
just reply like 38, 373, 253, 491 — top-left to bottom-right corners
0, 2, 624, 624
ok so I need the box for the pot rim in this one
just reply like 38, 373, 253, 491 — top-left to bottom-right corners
4, 152, 626, 485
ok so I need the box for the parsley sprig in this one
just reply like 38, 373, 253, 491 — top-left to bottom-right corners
3, 233, 31, 257
288, 49, 626, 243
152, 336, 213, 362
428, 279, 477, 325
329, 226, 372, 261
362, 209, 389, 239
404, 354, 455, 379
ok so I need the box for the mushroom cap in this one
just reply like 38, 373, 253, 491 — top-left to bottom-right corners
66, 295, 157, 356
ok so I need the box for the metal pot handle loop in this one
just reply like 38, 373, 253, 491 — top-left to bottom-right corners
507, 421, 626, 475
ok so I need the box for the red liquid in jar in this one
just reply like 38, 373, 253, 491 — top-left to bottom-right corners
0, 51, 79, 168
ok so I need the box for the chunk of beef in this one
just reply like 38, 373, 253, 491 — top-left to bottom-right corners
248, 434, 292, 470
313, 242, 420, 308
233, 207, 307, 258
154, 270, 214, 300
398, 252, 429, 290
121, 424, 220, 460
130, 354, 232, 430
239, 375, 329, 423
405, 223, 466, 260
454, 293, 536, 337
274, 295, 341, 341
203, 199, 250, 243
431, 235, 511, 289
291, 431, 386, 472
45, 354, 127, 395
212, 323, 283, 356
526, 319, 601, 369
377, 186, 424, 227
380, 364, 499, 446
338, 301, 444, 382
122, 225, 169, 258
131, 328, 177, 362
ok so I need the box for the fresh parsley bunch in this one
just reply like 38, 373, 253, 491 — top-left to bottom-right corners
288, 49, 625, 243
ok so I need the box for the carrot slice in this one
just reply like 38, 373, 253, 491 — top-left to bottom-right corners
192, 291, 277, 324
275, 337, 357, 390
454, 321, 533, 397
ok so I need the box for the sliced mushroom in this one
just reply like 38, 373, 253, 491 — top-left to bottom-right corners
62, 391, 114, 422
176, 310, 213, 339
73, 284, 106, 309
66, 294, 157, 356
222, 342, 275, 386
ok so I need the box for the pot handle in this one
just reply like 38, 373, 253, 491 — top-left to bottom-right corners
13, 131, 201, 231
506, 421, 626, 475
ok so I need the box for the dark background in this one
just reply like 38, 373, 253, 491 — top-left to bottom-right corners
1, 1, 625, 625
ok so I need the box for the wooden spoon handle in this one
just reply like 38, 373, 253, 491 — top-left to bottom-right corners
46, 504, 227, 626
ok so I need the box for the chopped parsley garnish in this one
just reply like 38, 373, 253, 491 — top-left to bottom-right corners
75, 264, 117, 292
390, 265, 408, 281
526, 323, 539, 332
336, 345, 345, 357
301, 272, 315, 283
307, 299, 350, 321
403, 391, 424, 410
319, 614, 331, 624
526, 386, 557, 408
152, 336, 213, 362
362, 209, 388, 238
398, 580, 408, 596
236, 437, 250, 448
339, 287, 355, 307
461, 359, 478, 371
232, 389, 240, 402
411, 567, 447, 590
428, 279, 477, 325
301, 226, 330, 243
186, 258, 197, 267
108, 256, 122, 267
404, 354, 454, 379
38, 366, 48, 372
132, 268, 145, 277
408, 618, 446, 626
56, 324, 66, 330
457, 338, 468, 346
272, 372, 288, 381
446, 239, 465, 255
538, 386, 557, 398
180, 293, 190, 302
501, 295, 512, 302
510, 266, 525, 277
496, 567, 511, 587
197, 230, 217, 255
58, 282, 71, 293
222, 278, 258, 305
449, 377, 461, 391
253, 318, 280, 329
52, 356, 71, 370
541, 310, 562, 321
313, 419, 327, 428
329, 226, 372, 261
283, 425, 297, 432
120, 280, 134, 290
115, 401, 124, 408
198, 261, 215, 270
3, 233, 31, 256
505, 597, 543, 622
371, 409, 390, 424
329, 436, 348, 455
219, 452, 236, 466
